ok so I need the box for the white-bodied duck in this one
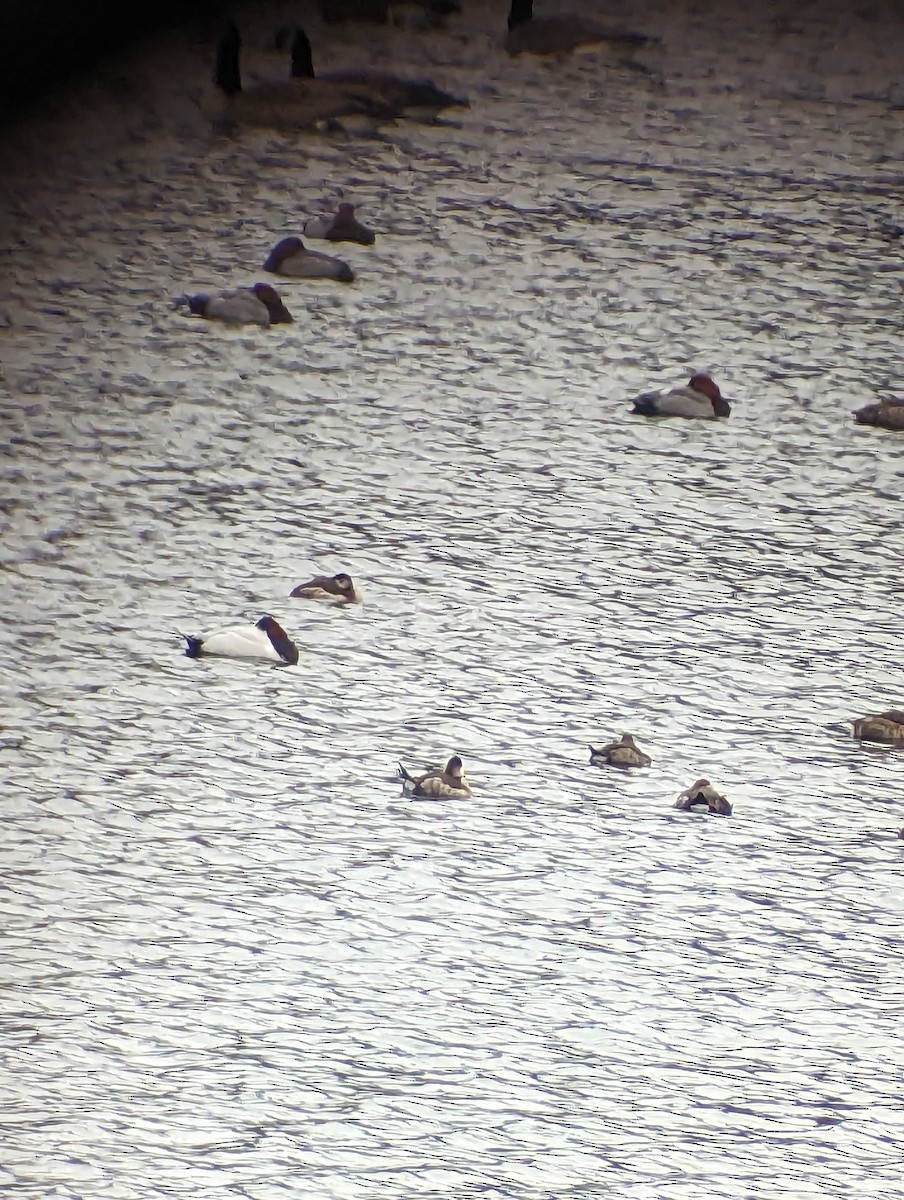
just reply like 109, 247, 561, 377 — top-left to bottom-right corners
399, 755, 472, 798
630, 373, 731, 420
673, 779, 732, 816
290, 572, 362, 604
182, 283, 292, 327
263, 236, 355, 282
182, 615, 299, 665
303, 204, 376, 245
589, 733, 652, 769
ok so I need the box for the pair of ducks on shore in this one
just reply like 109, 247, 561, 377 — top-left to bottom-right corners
182, 572, 361, 665
182, 202, 375, 327
214, 2, 656, 137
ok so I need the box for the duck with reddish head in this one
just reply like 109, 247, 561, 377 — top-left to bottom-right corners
631, 373, 731, 420
182, 615, 299, 665
182, 283, 292, 327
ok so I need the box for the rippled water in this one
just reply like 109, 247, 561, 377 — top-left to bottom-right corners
2, 1, 904, 1196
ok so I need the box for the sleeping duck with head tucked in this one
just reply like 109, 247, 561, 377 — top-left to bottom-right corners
589, 733, 652, 769
291, 572, 362, 604
399, 755, 472, 798
673, 779, 732, 816
852, 396, 904, 431
851, 710, 904, 745
631, 373, 731, 420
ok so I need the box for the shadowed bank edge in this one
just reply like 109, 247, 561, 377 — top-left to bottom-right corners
0, 0, 226, 116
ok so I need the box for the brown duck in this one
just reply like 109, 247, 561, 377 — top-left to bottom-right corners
399, 755, 472, 798
589, 733, 652, 769
674, 779, 732, 816
851, 711, 904, 745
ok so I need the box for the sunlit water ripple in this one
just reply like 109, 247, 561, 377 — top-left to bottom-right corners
1, 0, 903, 1196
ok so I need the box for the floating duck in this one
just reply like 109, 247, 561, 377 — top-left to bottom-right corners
852, 396, 904, 431
505, 0, 656, 56
399, 755, 472, 798
673, 779, 732, 816
589, 733, 652, 768
214, 24, 394, 131
303, 204, 376, 245
291, 27, 468, 115
630, 373, 731, 420
182, 615, 299, 665
290, 573, 362, 604
181, 283, 292, 327
263, 236, 355, 282
851, 711, 904, 744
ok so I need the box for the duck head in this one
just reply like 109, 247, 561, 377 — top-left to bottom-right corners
263, 237, 304, 272
445, 755, 465, 779
688, 373, 731, 417
251, 282, 293, 324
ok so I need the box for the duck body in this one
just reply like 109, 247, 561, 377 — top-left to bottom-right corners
214, 24, 394, 130
631, 373, 731, 419
505, 0, 656, 56
303, 204, 376, 245
851, 711, 904, 744
291, 28, 467, 115
291, 573, 362, 604
674, 779, 732, 816
264, 236, 355, 282
183, 615, 299, 665
853, 397, 904, 431
184, 283, 292, 327
589, 733, 652, 769
399, 755, 472, 798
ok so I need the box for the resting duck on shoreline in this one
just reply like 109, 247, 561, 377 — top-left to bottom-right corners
505, 0, 656, 57
673, 779, 732, 816
589, 733, 652, 768
399, 755, 472, 798
851, 710, 904, 744
631, 373, 731, 420
181, 283, 292, 327
290, 573, 362, 604
303, 204, 376, 245
291, 27, 468, 115
214, 24, 394, 130
182, 615, 299, 664
263, 237, 355, 282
